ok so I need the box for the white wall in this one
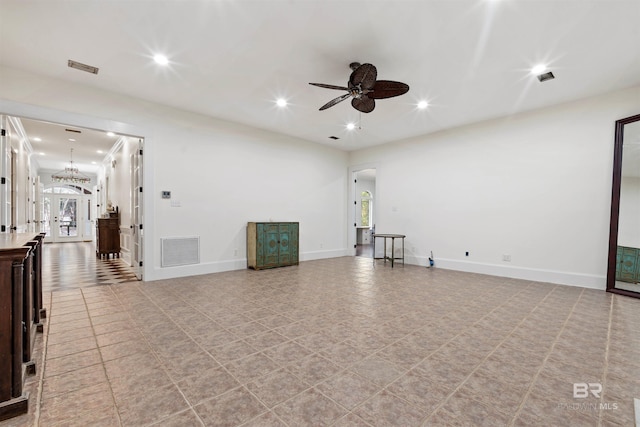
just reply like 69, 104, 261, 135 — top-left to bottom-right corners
349, 86, 640, 289
0, 65, 349, 281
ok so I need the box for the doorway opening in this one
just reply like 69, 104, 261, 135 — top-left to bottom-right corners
0, 111, 145, 281
353, 168, 377, 258
42, 184, 93, 243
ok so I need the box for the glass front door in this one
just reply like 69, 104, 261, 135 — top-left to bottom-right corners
43, 194, 85, 242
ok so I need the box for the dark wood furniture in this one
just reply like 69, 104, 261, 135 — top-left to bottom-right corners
373, 233, 406, 268
247, 222, 299, 270
96, 216, 120, 259
0, 232, 45, 421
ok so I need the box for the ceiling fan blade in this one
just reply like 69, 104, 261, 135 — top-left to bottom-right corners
349, 63, 377, 90
368, 80, 410, 99
309, 82, 350, 91
352, 96, 375, 113
319, 93, 351, 111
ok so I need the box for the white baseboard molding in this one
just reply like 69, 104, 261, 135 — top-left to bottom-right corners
147, 249, 350, 281
144, 251, 605, 290
421, 257, 606, 290
300, 248, 350, 261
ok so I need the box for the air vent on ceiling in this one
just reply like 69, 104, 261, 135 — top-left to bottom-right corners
537, 71, 555, 82
67, 59, 99, 75
65, 128, 81, 133
329, 136, 340, 140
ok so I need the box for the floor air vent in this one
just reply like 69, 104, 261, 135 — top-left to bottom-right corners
161, 237, 200, 267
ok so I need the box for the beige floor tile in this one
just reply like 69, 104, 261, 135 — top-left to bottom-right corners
9, 246, 638, 427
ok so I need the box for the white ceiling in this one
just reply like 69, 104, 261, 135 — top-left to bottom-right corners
1, 0, 639, 172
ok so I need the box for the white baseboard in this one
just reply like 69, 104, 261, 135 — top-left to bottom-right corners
300, 248, 350, 261
147, 249, 350, 281
417, 257, 606, 290
144, 251, 605, 290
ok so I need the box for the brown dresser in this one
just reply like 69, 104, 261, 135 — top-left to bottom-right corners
96, 216, 120, 258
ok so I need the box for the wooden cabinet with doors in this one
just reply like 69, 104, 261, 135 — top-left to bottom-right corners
247, 222, 299, 270
96, 215, 120, 259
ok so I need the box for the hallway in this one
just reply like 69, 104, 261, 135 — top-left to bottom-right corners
42, 242, 138, 292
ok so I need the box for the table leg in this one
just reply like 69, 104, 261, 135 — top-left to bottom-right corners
391, 238, 395, 268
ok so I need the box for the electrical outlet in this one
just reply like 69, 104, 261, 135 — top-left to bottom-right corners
503, 254, 511, 262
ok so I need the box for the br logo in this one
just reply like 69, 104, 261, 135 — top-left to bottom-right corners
573, 383, 602, 398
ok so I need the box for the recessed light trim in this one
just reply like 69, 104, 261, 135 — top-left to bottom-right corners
32, 137, 42, 142
346, 123, 356, 130
417, 100, 429, 109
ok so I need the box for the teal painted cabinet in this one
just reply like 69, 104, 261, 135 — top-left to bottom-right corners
247, 222, 299, 270
616, 246, 640, 283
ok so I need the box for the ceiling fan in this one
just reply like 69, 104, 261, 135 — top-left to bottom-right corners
309, 62, 409, 113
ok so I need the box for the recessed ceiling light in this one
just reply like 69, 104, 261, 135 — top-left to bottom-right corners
276, 98, 287, 107
97, 150, 104, 154
91, 161, 97, 164
531, 64, 547, 75
154, 54, 169, 65
107, 132, 115, 137
39, 152, 45, 156
417, 100, 429, 109
68, 138, 76, 142
33, 137, 42, 142
346, 123, 356, 130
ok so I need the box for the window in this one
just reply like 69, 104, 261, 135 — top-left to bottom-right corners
361, 190, 372, 227
43, 184, 91, 195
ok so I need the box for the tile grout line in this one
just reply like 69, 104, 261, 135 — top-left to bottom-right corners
508, 287, 587, 426
597, 293, 615, 425
33, 291, 53, 427
80, 287, 124, 427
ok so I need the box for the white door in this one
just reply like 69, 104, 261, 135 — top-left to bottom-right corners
131, 138, 143, 279
43, 194, 85, 242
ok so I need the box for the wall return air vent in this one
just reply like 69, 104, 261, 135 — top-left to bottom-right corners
161, 237, 200, 267
67, 59, 99, 75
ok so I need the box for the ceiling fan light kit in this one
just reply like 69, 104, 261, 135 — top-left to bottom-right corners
309, 62, 409, 113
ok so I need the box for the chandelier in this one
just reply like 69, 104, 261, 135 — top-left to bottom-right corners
51, 148, 91, 184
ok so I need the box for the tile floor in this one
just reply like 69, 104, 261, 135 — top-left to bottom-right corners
2, 244, 639, 426
43, 242, 138, 292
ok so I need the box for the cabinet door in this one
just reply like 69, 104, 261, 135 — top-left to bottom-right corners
278, 224, 292, 265
280, 223, 298, 265
262, 223, 280, 268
